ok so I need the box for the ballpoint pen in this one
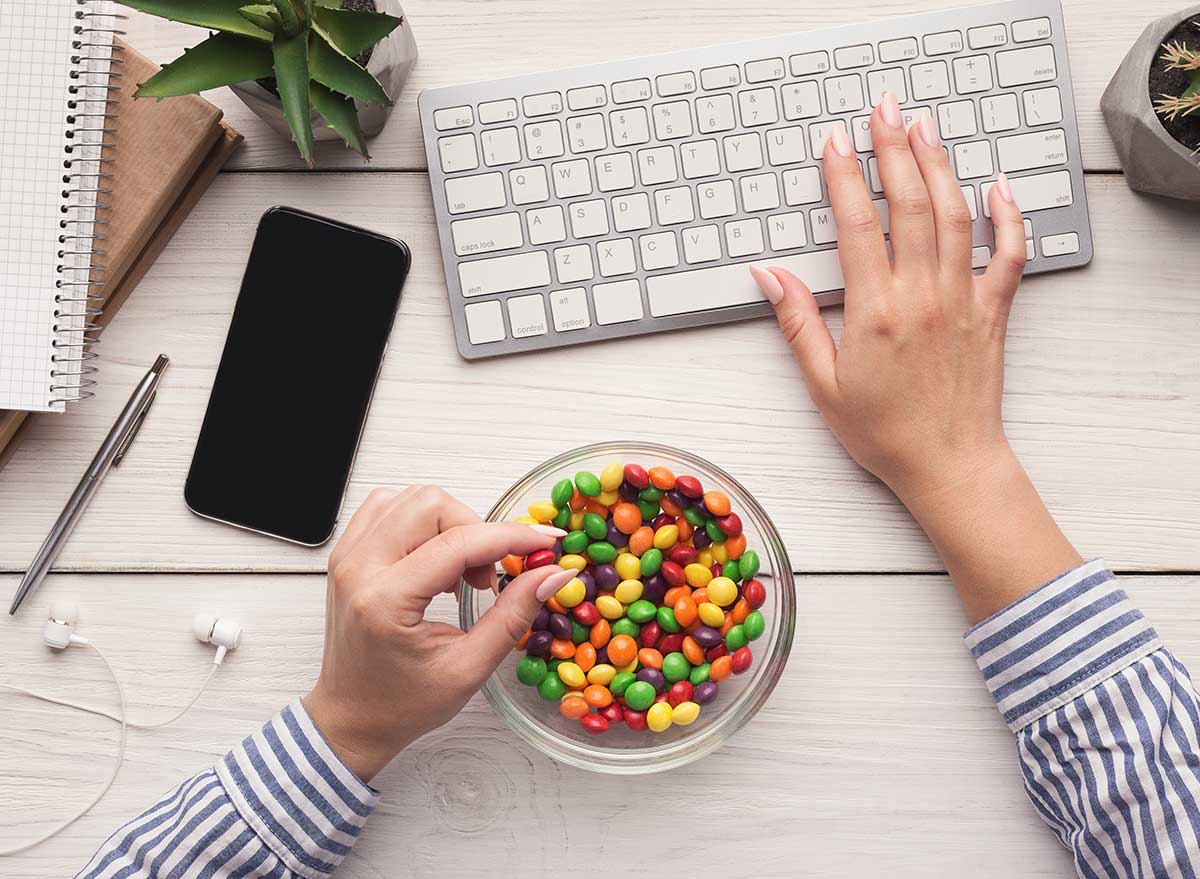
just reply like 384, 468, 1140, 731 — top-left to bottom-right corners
8, 354, 170, 615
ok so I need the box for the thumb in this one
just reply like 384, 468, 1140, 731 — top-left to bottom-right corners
460, 565, 577, 677
750, 266, 837, 401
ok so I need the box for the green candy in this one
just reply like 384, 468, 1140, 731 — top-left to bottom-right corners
640, 547, 663, 577
611, 618, 641, 638
610, 671, 637, 698
656, 606, 681, 633
623, 680, 656, 711
570, 619, 590, 644
725, 624, 748, 651
639, 486, 665, 502
662, 651, 691, 683
743, 610, 765, 641
575, 471, 601, 497
705, 520, 727, 542
537, 674, 566, 700
636, 498, 660, 521
722, 559, 741, 581
739, 550, 761, 580
683, 507, 708, 527
550, 478, 574, 508
586, 541, 617, 564
562, 530, 589, 554
583, 512, 608, 540
627, 599, 658, 624
548, 658, 564, 673
689, 662, 711, 685
516, 656, 548, 686
552, 506, 571, 530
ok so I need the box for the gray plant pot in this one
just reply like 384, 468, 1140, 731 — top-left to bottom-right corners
229, 0, 417, 147
1101, 4, 1200, 200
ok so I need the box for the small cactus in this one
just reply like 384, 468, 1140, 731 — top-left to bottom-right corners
1153, 22, 1200, 127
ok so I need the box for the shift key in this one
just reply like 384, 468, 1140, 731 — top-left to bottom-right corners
458, 251, 551, 297
981, 169, 1072, 217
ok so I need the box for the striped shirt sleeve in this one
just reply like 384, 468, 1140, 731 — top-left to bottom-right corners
77, 698, 378, 879
966, 559, 1200, 876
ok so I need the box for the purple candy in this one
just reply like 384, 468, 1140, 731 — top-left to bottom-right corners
642, 574, 668, 604
606, 523, 628, 548
665, 489, 688, 510
593, 563, 619, 590
618, 480, 639, 502
636, 668, 666, 692
577, 569, 597, 602
548, 613, 572, 640
694, 681, 719, 704
693, 529, 713, 549
594, 644, 609, 665
526, 630, 553, 656
532, 607, 551, 632
691, 625, 723, 649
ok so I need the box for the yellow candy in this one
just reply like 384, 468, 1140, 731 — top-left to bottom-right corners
556, 577, 586, 608
711, 541, 729, 564
514, 515, 538, 525
614, 578, 644, 604
616, 657, 639, 674
587, 663, 616, 686
697, 548, 714, 568
647, 701, 674, 732
599, 461, 624, 492
568, 511, 586, 531
698, 601, 725, 627
652, 524, 679, 550
595, 595, 624, 620
556, 661, 585, 688
615, 552, 642, 581
528, 500, 559, 522
684, 563, 713, 588
706, 576, 738, 607
596, 490, 619, 506
558, 553, 587, 572
671, 701, 700, 725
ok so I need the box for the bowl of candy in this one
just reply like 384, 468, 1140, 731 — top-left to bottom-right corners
460, 441, 794, 774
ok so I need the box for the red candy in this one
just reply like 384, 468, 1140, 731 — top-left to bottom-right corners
660, 561, 685, 586
639, 621, 662, 648
624, 708, 648, 730
658, 633, 685, 655
743, 579, 766, 609
654, 692, 670, 704
581, 714, 610, 735
668, 681, 694, 706
651, 513, 674, 531
715, 512, 743, 537
675, 475, 704, 498
731, 646, 753, 674
668, 545, 698, 566
623, 464, 650, 489
599, 702, 624, 724
572, 601, 599, 626
705, 644, 728, 662
525, 549, 557, 569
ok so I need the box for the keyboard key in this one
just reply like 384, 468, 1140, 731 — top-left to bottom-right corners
781, 81, 822, 120
1024, 218, 1033, 238
723, 132, 764, 171
824, 74, 865, 113
739, 173, 781, 211
550, 287, 591, 331
937, 99, 978, 140
478, 99, 518, 124
995, 45, 1056, 87
438, 133, 479, 173
459, 251, 550, 297
527, 205, 567, 244
980, 93, 1020, 132
878, 37, 919, 63
592, 279, 644, 324
971, 245, 991, 268
696, 94, 737, 133
961, 185, 977, 219
612, 192, 653, 231
1023, 86, 1063, 125
698, 179, 738, 218
637, 145, 678, 184
464, 301, 505, 343
612, 78, 652, 103
701, 65, 741, 89
434, 105, 474, 130
783, 166, 822, 205
554, 243, 594, 282
569, 199, 610, 237
655, 186, 695, 225
681, 139, 721, 178
834, 44, 873, 69
595, 152, 636, 191
810, 207, 837, 244
952, 140, 993, 179
509, 166, 549, 204
790, 51, 831, 76
923, 30, 964, 55
767, 211, 808, 250
481, 127, 521, 165
1040, 231, 1079, 256
725, 218, 765, 257
523, 92, 563, 117
910, 61, 950, 100
1012, 17, 1052, 42
445, 172, 506, 215
640, 231, 680, 270
868, 157, 882, 192
524, 120, 565, 158
610, 107, 651, 145
995, 128, 1067, 172
952, 55, 993, 94
745, 57, 786, 83
967, 24, 1007, 48
567, 85, 607, 111
507, 293, 548, 337
809, 120, 848, 157
766, 126, 807, 165
646, 249, 845, 317
738, 87, 779, 127
598, 237, 638, 276
653, 101, 694, 140
851, 114, 874, 152
1026, 238, 1035, 261
567, 114, 608, 153
866, 68, 907, 106
981, 169, 1072, 216
551, 158, 593, 198
657, 71, 697, 97
682, 224, 722, 263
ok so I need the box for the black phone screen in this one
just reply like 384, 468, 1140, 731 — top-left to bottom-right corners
184, 207, 410, 545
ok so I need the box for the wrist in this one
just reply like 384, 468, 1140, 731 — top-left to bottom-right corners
302, 690, 400, 784
884, 438, 1019, 514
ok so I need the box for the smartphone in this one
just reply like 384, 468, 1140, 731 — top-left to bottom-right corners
185, 206, 410, 546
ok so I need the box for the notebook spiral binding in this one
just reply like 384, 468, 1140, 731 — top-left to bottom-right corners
50, 0, 124, 405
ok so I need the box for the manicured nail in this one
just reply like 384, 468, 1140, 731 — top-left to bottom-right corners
749, 265, 785, 305
995, 171, 1014, 203
528, 524, 567, 537
535, 567, 576, 601
880, 91, 902, 128
829, 124, 853, 157
918, 110, 939, 148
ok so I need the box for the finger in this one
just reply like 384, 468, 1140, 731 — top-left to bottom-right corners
872, 95, 936, 276
980, 172, 1027, 312
459, 566, 578, 678
328, 487, 403, 570
820, 122, 890, 309
361, 485, 484, 568
906, 110, 972, 280
750, 266, 838, 405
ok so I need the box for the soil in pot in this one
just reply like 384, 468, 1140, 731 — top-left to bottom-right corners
1149, 15, 1200, 152
256, 0, 382, 97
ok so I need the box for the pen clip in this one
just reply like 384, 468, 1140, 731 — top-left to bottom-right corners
113, 392, 155, 467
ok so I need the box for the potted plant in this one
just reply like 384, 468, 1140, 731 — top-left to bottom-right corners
1102, 5, 1200, 200
122, 0, 418, 165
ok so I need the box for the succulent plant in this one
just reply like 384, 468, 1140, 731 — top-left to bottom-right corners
1154, 23, 1200, 128
123, 0, 402, 165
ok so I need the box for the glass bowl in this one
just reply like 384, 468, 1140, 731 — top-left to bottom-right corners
460, 441, 794, 774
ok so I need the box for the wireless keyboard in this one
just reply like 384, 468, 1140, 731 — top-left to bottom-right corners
419, 0, 1093, 359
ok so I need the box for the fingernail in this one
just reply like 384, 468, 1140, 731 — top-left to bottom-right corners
918, 110, 939, 148
749, 265, 785, 305
528, 524, 567, 537
880, 91, 902, 128
829, 124, 853, 158
536, 567, 575, 601
995, 171, 1014, 203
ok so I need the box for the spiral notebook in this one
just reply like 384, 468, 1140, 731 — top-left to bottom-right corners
0, 0, 118, 413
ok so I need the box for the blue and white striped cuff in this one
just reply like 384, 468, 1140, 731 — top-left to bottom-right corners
964, 559, 1162, 732
215, 698, 380, 879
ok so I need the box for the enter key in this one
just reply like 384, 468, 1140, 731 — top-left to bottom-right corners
996, 128, 1067, 173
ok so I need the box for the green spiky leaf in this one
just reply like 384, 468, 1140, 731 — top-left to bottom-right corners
237, 4, 280, 32
309, 32, 390, 105
311, 5, 401, 56
313, 0, 341, 7
134, 32, 274, 98
120, 0, 272, 42
271, 31, 314, 165
1185, 71, 1200, 102
310, 81, 369, 158
271, 0, 304, 36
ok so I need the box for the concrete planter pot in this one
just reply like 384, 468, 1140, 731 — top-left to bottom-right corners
229, 0, 417, 147
1101, 4, 1200, 200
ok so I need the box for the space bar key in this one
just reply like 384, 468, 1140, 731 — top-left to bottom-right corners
646, 251, 845, 318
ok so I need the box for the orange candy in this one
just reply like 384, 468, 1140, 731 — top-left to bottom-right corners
710, 655, 733, 681
583, 499, 609, 517
637, 647, 664, 669
560, 694, 589, 719
725, 533, 747, 560
731, 597, 751, 625
675, 516, 694, 541
612, 503, 642, 535
659, 495, 684, 517
583, 684, 613, 708
663, 585, 691, 608
501, 554, 524, 577
516, 630, 531, 650
589, 619, 611, 648
574, 642, 597, 673
550, 638, 576, 659
629, 526, 655, 556
692, 587, 708, 606
648, 466, 676, 490
607, 634, 638, 666
703, 490, 731, 517
720, 614, 735, 636
673, 596, 698, 628
544, 596, 567, 615
682, 635, 704, 665
569, 487, 587, 511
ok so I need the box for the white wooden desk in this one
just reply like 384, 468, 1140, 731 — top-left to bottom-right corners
2, 2, 1199, 876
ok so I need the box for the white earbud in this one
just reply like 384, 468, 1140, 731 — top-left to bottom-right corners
191, 613, 243, 664
43, 599, 89, 650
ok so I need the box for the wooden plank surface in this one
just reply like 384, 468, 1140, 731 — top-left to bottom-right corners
121, 0, 1160, 172
0, 173, 1197, 573
3, 572, 1198, 877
